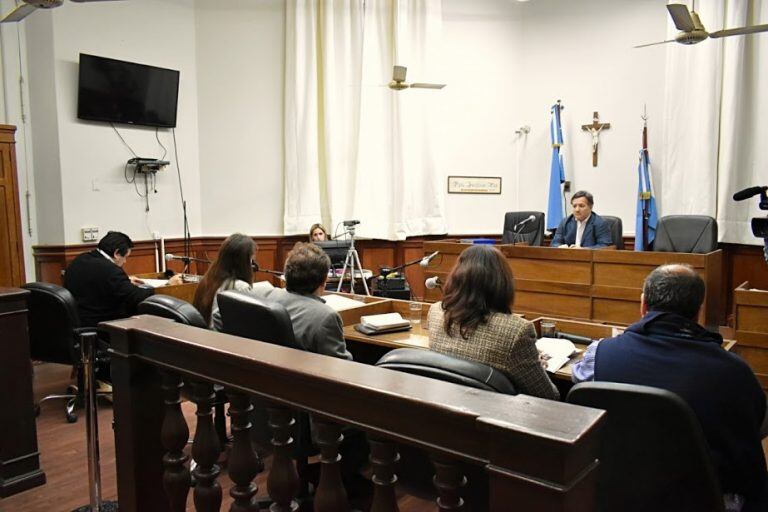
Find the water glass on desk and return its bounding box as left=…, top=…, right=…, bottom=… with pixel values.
left=409, top=300, right=423, bottom=325
left=540, top=320, right=557, bottom=338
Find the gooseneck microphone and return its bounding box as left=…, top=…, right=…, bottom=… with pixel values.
left=165, top=253, right=211, bottom=264
left=420, top=251, right=440, bottom=268
left=425, top=276, right=442, bottom=290
left=733, top=186, right=767, bottom=201
left=514, top=214, right=537, bottom=229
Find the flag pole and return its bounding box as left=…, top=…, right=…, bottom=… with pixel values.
left=641, top=105, right=649, bottom=251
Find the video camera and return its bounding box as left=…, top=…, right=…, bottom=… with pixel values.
left=733, top=186, right=768, bottom=262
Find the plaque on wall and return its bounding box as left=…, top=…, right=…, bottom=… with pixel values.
left=447, top=176, right=502, bottom=194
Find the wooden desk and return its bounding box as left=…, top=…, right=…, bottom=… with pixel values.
left=422, top=240, right=724, bottom=328
left=135, top=273, right=199, bottom=304
left=734, top=281, right=768, bottom=390
left=530, top=316, right=737, bottom=382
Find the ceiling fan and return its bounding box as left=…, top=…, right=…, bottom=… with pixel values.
left=635, top=1, right=768, bottom=48
left=388, top=65, right=445, bottom=91
left=1, top=0, right=121, bottom=24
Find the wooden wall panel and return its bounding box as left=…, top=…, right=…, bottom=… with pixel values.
left=0, top=125, right=24, bottom=287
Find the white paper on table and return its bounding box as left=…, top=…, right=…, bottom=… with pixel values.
left=139, top=278, right=171, bottom=288
left=322, top=293, right=367, bottom=312
left=536, top=337, right=579, bottom=373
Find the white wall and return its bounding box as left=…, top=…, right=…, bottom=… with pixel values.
left=26, top=0, right=202, bottom=246
left=14, top=0, right=676, bottom=254
left=438, top=0, right=668, bottom=236
left=515, top=0, right=668, bottom=235
left=194, top=0, right=285, bottom=237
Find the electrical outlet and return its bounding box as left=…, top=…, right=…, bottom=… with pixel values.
left=81, top=227, right=99, bottom=242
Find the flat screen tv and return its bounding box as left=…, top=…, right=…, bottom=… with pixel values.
left=77, top=53, right=180, bottom=128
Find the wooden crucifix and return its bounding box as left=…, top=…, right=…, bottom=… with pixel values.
left=581, top=111, right=611, bottom=167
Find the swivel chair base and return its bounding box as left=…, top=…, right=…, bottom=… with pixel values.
left=72, top=501, right=118, bottom=512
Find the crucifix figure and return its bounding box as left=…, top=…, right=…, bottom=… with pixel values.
left=581, top=111, right=611, bottom=167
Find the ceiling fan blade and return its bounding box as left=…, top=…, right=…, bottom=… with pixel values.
left=393, top=65, right=407, bottom=83
left=634, top=39, right=677, bottom=49
left=0, top=3, right=37, bottom=22
left=667, top=4, right=696, bottom=32
left=709, top=24, right=768, bottom=38
left=410, top=83, right=446, bottom=89
left=70, top=0, right=124, bottom=3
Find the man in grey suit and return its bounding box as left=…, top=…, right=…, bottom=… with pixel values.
left=256, top=242, right=352, bottom=360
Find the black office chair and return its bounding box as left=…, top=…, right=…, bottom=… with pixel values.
left=567, top=382, right=724, bottom=512
left=375, top=348, right=516, bottom=394
left=601, top=215, right=624, bottom=250
left=23, top=282, right=103, bottom=423
left=653, top=215, right=718, bottom=254
left=216, top=291, right=316, bottom=499
left=137, top=295, right=231, bottom=450
left=376, top=348, right=516, bottom=509
left=502, top=211, right=545, bottom=246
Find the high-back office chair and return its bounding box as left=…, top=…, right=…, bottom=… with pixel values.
left=375, top=348, right=517, bottom=394
left=601, top=215, right=624, bottom=250
left=216, top=291, right=315, bottom=497
left=502, top=211, right=545, bottom=246
left=137, top=295, right=230, bottom=448
left=567, top=382, right=724, bottom=512
left=376, top=348, right=515, bottom=509
left=23, top=282, right=100, bottom=423
left=653, top=215, right=718, bottom=254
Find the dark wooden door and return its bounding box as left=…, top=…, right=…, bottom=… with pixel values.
left=0, top=125, right=24, bottom=287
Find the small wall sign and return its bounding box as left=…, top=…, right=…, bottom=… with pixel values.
left=447, top=176, right=502, bottom=194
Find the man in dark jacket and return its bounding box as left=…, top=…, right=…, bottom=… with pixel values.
left=573, top=264, right=767, bottom=511
left=551, top=190, right=613, bottom=248
left=64, top=231, right=181, bottom=327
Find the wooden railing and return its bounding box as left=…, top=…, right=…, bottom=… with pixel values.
left=103, top=315, right=605, bottom=512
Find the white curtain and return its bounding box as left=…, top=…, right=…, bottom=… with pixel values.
left=284, top=0, right=446, bottom=240
left=661, top=0, right=767, bottom=245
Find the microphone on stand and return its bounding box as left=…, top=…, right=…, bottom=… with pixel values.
left=165, top=253, right=211, bottom=264
left=420, top=251, right=440, bottom=268
left=512, top=215, right=536, bottom=245
left=252, top=262, right=284, bottom=276
left=425, top=276, right=442, bottom=290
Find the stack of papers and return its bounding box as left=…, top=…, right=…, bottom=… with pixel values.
left=535, top=337, right=579, bottom=373
left=322, top=294, right=368, bottom=312
left=359, top=312, right=411, bottom=333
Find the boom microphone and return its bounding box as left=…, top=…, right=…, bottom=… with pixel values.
left=733, top=186, right=767, bottom=201
left=425, top=276, right=442, bottom=290
left=514, top=214, right=537, bottom=228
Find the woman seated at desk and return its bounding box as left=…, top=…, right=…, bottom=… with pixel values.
left=193, top=233, right=257, bottom=329
left=309, top=223, right=329, bottom=242
left=427, top=245, right=559, bottom=400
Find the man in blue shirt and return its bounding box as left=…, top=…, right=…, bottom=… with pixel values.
left=551, top=190, right=613, bottom=248
left=573, top=264, right=767, bottom=511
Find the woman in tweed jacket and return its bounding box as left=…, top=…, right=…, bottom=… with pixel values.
left=427, top=245, right=559, bottom=400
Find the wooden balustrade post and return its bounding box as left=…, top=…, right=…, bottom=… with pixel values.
left=227, top=391, right=261, bottom=512
left=313, top=419, right=349, bottom=512
left=431, top=457, right=466, bottom=511
left=267, top=406, right=300, bottom=512
left=369, top=438, right=400, bottom=512
left=190, top=380, right=222, bottom=512
left=161, top=372, right=191, bottom=512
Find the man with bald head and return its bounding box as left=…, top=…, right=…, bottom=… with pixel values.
left=572, top=264, right=767, bottom=511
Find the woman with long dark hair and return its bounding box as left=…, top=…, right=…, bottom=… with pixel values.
left=427, top=244, right=558, bottom=399
left=193, top=233, right=256, bottom=329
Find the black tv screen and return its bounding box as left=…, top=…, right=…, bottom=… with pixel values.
left=77, top=54, right=179, bottom=128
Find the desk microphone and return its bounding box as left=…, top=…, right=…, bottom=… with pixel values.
left=420, top=251, right=440, bottom=267
left=252, top=263, right=284, bottom=276
left=514, top=215, right=537, bottom=229
left=165, top=253, right=211, bottom=264
left=425, top=276, right=442, bottom=290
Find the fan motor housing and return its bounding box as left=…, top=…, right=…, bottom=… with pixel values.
left=676, top=30, right=708, bottom=45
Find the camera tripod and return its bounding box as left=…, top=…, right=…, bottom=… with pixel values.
left=337, top=225, right=370, bottom=295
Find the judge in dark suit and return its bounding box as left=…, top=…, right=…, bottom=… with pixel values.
left=551, top=190, right=613, bottom=248
left=64, top=231, right=182, bottom=328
